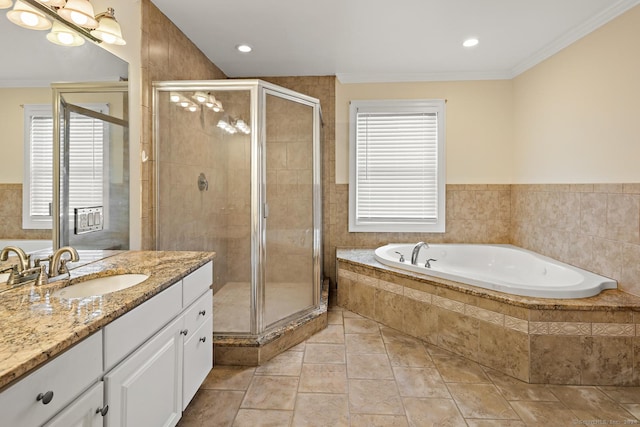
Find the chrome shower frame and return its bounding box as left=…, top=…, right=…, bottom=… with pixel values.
left=152, top=79, right=323, bottom=338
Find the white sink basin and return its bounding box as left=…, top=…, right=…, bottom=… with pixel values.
left=53, top=274, right=149, bottom=299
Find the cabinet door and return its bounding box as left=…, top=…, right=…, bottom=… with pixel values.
left=44, top=382, right=105, bottom=427
left=182, top=313, right=213, bottom=410
left=105, top=315, right=184, bottom=427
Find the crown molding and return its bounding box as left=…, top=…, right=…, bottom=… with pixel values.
left=336, top=70, right=512, bottom=84
left=509, top=0, right=640, bottom=78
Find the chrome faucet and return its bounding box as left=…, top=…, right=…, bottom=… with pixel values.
left=410, top=242, right=430, bottom=265
left=48, top=246, right=80, bottom=278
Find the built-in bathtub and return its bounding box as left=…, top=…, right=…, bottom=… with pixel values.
left=374, top=243, right=616, bottom=299
left=337, top=247, right=640, bottom=386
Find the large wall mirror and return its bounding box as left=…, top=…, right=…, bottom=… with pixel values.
left=0, top=9, right=129, bottom=252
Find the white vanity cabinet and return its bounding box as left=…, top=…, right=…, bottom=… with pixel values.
left=104, top=315, right=184, bottom=427
left=44, top=382, right=106, bottom=427
left=182, top=291, right=213, bottom=410
left=0, top=260, right=214, bottom=427
left=104, top=260, right=214, bottom=426
left=0, top=332, right=102, bottom=427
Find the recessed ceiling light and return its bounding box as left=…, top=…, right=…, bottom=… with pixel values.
left=236, top=44, right=252, bottom=53
left=463, top=38, right=479, bottom=48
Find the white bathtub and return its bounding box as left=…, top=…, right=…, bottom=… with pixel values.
left=374, top=243, right=617, bottom=299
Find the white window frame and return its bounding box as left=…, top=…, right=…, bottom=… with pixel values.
left=22, top=103, right=110, bottom=230
left=349, top=99, right=446, bottom=233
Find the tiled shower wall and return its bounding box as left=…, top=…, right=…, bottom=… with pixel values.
left=140, top=0, right=227, bottom=250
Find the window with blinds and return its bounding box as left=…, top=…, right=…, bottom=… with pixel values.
left=348, top=99, right=446, bottom=232
left=23, top=104, right=108, bottom=229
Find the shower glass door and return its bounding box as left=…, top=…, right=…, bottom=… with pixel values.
left=263, top=91, right=317, bottom=328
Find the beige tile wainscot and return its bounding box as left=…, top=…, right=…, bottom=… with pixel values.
left=337, top=248, right=640, bottom=386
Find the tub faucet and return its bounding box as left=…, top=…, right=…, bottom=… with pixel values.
left=48, top=246, right=80, bottom=278
left=411, top=242, right=430, bottom=265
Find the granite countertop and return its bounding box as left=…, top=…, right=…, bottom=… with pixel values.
left=337, top=248, right=640, bottom=311
left=0, top=250, right=215, bottom=390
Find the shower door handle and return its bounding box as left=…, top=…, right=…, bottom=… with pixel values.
left=263, top=203, right=269, bottom=219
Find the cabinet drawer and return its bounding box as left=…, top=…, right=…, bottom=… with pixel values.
left=183, top=315, right=213, bottom=410
left=183, top=290, right=212, bottom=335
left=44, top=381, right=104, bottom=427
left=0, top=332, right=102, bottom=427
left=104, top=281, right=182, bottom=371
left=183, top=261, right=213, bottom=307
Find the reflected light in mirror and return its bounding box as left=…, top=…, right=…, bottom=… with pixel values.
left=7, top=1, right=51, bottom=30
left=46, top=20, right=85, bottom=46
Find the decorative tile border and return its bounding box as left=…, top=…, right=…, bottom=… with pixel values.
left=338, top=267, right=640, bottom=338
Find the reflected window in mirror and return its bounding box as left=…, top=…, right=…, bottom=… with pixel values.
left=23, top=103, right=109, bottom=229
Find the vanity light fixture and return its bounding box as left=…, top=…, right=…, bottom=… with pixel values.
left=6, top=0, right=127, bottom=46
left=57, top=0, right=97, bottom=28
left=186, top=103, right=198, bottom=112
left=46, top=20, right=85, bottom=46
left=7, top=0, right=51, bottom=30
left=38, top=0, right=66, bottom=7
left=170, top=92, right=181, bottom=103
left=90, top=7, right=125, bottom=45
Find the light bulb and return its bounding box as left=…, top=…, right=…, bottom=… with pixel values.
left=20, top=10, right=38, bottom=27
left=170, top=93, right=180, bottom=103
left=57, top=31, right=74, bottom=45
left=70, top=10, right=88, bottom=26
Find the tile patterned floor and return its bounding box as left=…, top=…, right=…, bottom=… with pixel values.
left=179, top=306, right=640, bottom=426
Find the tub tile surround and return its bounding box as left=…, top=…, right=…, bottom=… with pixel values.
left=337, top=250, right=640, bottom=386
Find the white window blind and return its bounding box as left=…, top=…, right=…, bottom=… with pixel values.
left=349, top=100, right=446, bottom=232
left=23, top=104, right=108, bottom=229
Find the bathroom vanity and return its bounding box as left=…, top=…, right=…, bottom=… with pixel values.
left=0, top=251, right=215, bottom=427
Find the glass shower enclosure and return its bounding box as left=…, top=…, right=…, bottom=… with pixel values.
left=153, top=80, right=322, bottom=338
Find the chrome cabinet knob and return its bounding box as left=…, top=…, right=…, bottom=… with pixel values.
left=96, top=405, right=109, bottom=416
left=180, top=329, right=189, bottom=336
left=36, top=391, right=54, bottom=405
left=198, top=309, right=206, bottom=316
left=199, top=337, right=206, bottom=343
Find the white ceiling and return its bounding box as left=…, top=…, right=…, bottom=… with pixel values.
left=152, top=0, right=640, bottom=83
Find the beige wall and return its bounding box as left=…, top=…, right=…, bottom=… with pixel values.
left=0, top=88, right=52, bottom=183
left=335, top=79, right=514, bottom=184
left=512, top=5, right=640, bottom=184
